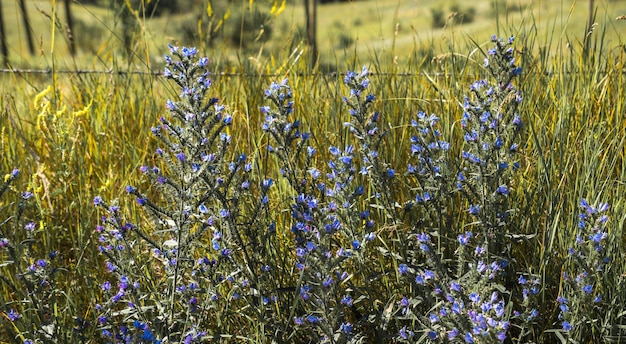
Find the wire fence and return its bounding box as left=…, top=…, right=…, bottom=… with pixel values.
left=0, top=68, right=452, bottom=78
left=0, top=67, right=619, bottom=79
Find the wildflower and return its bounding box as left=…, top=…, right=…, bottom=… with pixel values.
left=562, top=321, right=572, bottom=332
left=102, top=281, right=111, bottom=291
left=7, top=309, right=19, bottom=322
left=496, top=185, right=509, bottom=195
left=450, top=281, right=461, bottom=292
left=93, top=196, right=104, bottom=206
left=306, top=315, right=320, bottom=323
left=398, top=264, right=409, bottom=275
left=399, top=326, right=413, bottom=340
left=24, top=222, right=36, bottom=231
left=448, top=328, right=459, bottom=340
left=468, top=204, right=480, bottom=215
left=340, top=322, right=353, bottom=334
left=458, top=231, right=473, bottom=245
left=105, top=261, right=117, bottom=272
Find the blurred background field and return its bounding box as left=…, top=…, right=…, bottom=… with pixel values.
left=1, top=0, right=626, bottom=70
left=2, top=0, right=626, bottom=342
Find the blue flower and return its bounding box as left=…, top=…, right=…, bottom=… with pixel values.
left=306, top=315, right=319, bottom=323
left=341, top=295, right=353, bottom=306
left=447, top=328, right=459, bottom=340
left=562, top=321, right=572, bottom=332
left=93, top=196, right=103, bottom=206
left=450, top=281, right=461, bottom=292
left=468, top=204, right=480, bottom=215
left=181, top=46, right=197, bottom=58
left=399, top=326, right=413, bottom=340
left=340, top=322, right=353, bottom=334
left=102, top=281, right=111, bottom=291
left=496, top=185, right=509, bottom=195
left=7, top=309, right=19, bottom=322
left=398, top=264, right=409, bottom=275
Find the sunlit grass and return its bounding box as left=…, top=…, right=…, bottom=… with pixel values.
left=1, top=0, right=626, bottom=342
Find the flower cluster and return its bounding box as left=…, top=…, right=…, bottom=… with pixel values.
left=81, top=35, right=620, bottom=343
left=0, top=169, right=68, bottom=342
left=386, top=36, right=540, bottom=343
left=262, top=76, right=379, bottom=342
left=556, top=199, right=611, bottom=337
left=458, top=36, right=523, bottom=247
left=93, top=45, right=277, bottom=342
left=342, top=67, right=397, bottom=217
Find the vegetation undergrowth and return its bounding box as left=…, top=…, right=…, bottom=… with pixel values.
left=1, top=14, right=626, bottom=344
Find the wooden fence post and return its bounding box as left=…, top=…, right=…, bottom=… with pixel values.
left=65, top=0, right=76, bottom=56
left=0, top=0, right=7, bottom=67
left=304, top=0, right=317, bottom=68
left=18, top=0, right=36, bottom=56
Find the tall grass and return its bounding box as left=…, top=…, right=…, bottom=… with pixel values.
left=1, top=2, right=626, bottom=342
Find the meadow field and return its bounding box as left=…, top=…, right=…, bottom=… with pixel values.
left=1, top=0, right=626, bottom=343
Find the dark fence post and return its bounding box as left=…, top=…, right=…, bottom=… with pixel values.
left=0, top=0, right=7, bottom=67
left=18, top=0, right=36, bottom=56
left=304, top=0, right=318, bottom=68
left=65, top=0, right=76, bottom=56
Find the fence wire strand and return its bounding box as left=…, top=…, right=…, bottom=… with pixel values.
left=0, top=68, right=448, bottom=78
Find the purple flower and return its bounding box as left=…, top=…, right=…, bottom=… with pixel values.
left=340, top=322, right=353, bottom=334
left=93, top=196, right=103, bottom=206
left=399, top=326, right=413, bottom=340
left=341, top=295, right=353, bottom=307
left=458, top=231, right=473, bottom=245
left=468, top=204, right=480, bottom=215
left=102, top=281, right=111, bottom=291
left=496, top=185, right=509, bottom=195
left=7, top=309, right=19, bottom=322
left=450, top=281, right=461, bottom=292
left=562, top=321, right=572, bottom=331
left=322, top=277, right=333, bottom=288
left=181, top=46, right=197, bottom=58
left=398, top=264, right=409, bottom=275
left=105, top=261, right=117, bottom=272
